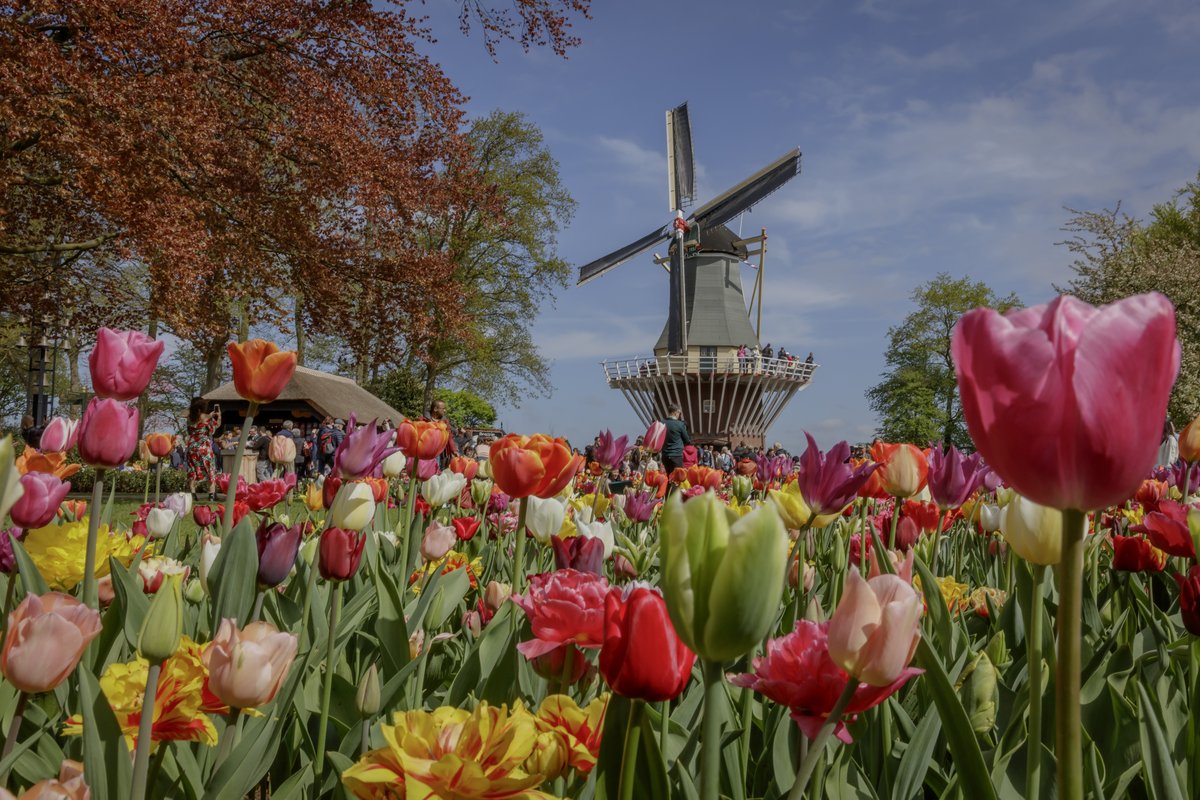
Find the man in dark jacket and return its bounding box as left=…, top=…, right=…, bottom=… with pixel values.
left=660, top=404, right=691, bottom=475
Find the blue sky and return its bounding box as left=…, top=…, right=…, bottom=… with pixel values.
left=418, top=0, right=1200, bottom=450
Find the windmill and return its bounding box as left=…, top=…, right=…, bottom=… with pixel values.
left=582, top=103, right=817, bottom=448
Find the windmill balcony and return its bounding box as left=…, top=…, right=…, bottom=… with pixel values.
left=601, top=354, right=817, bottom=383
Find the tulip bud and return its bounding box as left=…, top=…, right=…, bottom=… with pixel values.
left=483, top=580, right=511, bottom=612
left=145, top=507, right=178, bottom=539
left=329, top=481, right=375, bottom=531
left=381, top=451, right=407, bottom=478
left=730, top=474, right=753, bottom=504
left=184, top=579, right=205, bottom=604
left=199, top=534, right=221, bottom=594
left=355, top=663, right=381, bottom=718
left=477, top=459, right=493, bottom=479
left=462, top=608, right=483, bottom=636
left=420, top=520, right=455, bottom=562
left=0, top=437, right=25, bottom=524
left=1000, top=494, right=1074, bottom=566
left=138, top=574, right=183, bottom=662
left=77, top=397, right=139, bottom=468
left=256, top=522, right=303, bottom=588
left=979, top=503, right=1002, bottom=533
left=471, top=479, right=494, bottom=509
left=526, top=730, right=570, bottom=782
left=319, top=527, right=366, bottom=581
left=660, top=492, right=788, bottom=662
left=644, top=420, right=667, bottom=452
left=985, top=631, right=1009, bottom=668
left=958, top=650, right=998, bottom=735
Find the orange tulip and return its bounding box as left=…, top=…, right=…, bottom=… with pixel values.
left=1181, top=414, right=1200, bottom=463
left=394, top=418, right=451, bottom=461
left=685, top=465, right=723, bottom=490
left=642, top=470, right=668, bottom=499
left=490, top=434, right=584, bottom=499
left=14, top=450, right=81, bottom=480
left=852, top=457, right=889, bottom=499
left=1, top=592, right=101, bottom=694
left=227, top=339, right=298, bottom=404
left=145, top=433, right=174, bottom=459
left=202, top=619, right=298, bottom=709
left=448, top=455, right=479, bottom=481
left=870, top=442, right=928, bottom=498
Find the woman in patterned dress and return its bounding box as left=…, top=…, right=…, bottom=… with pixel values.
left=186, top=398, right=221, bottom=497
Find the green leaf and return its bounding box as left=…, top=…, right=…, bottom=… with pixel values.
left=1137, top=681, right=1186, bottom=800
left=894, top=704, right=943, bottom=799
left=9, top=534, right=49, bottom=596
left=76, top=664, right=133, bottom=800
left=106, top=557, right=150, bottom=649
left=913, top=555, right=953, bottom=655
left=914, top=639, right=998, bottom=800
left=373, top=553, right=410, bottom=675
left=208, top=516, right=258, bottom=629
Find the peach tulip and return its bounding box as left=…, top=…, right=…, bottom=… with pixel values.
left=227, top=340, right=298, bottom=404
left=145, top=432, right=174, bottom=459
left=420, top=520, right=456, bottom=562
left=202, top=618, right=298, bottom=709
left=0, top=592, right=101, bottom=693
left=0, top=759, right=89, bottom=799
left=827, top=567, right=921, bottom=687
left=269, top=434, right=297, bottom=465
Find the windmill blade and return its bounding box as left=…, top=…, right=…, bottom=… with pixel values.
left=666, top=102, right=696, bottom=212
left=577, top=225, right=670, bottom=286
left=690, top=148, right=801, bottom=229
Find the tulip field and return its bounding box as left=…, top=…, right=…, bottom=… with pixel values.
left=0, top=293, right=1198, bottom=799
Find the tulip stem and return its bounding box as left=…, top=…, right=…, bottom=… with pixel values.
left=1026, top=563, right=1047, bottom=800
left=299, top=558, right=320, bottom=652
left=790, top=678, right=858, bottom=800
left=618, top=699, right=645, bottom=800
left=0, top=691, right=27, bottom=774
left=82, top=469, right=106, bottom=610
left=314, top=580, right=343, bottom=782
left=930, top=508, right=949, bottom=575
left=700, top=659, right=726, bottom=800
left=792, top=525, right=809, bottom=623
left=514, top=498, right=529, bottom=594
left=154, top=461, right=162, bottom=505
left=1055, top=508, right=1086, bottom=800
left=249, top=590, right=266, bottom=624
left=220, top=405, right=256, bottom=535
left=887, top=502, right=900, bottom=550
left=130, top=662, right=162, bottom=800
left=400, top=459, right=419, bottom=577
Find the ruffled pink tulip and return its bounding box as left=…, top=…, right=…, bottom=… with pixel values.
left=511, top=569, right=609, bottom=658
left=88, top=327, right=164, bottom=401
left=0, top=592, right=101, bottom=693
left=953, top=293, right=1179, bottom=511
left=202, top=618, right=298, bottom=709
left=38, top=417, right=79, bottom=454
left=10, top=472, right=71, bottom=530
left=77, top=397, right=139, bottom=468
left=644, top=421, right=667, bottom=453
left=827, top=567, right=921, bottom=686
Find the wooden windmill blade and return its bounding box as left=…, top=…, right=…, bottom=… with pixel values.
left=666, top=102, right=696, bottom=212
left=576, top=225, right=671, bottom=286
left=689, top=148, right=802, bottom=229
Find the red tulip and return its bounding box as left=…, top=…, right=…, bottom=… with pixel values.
left=77, top=397, right=138, bottom=468
left=1110, top=535, right=1167, bottom=572
left=322, top=476, right=342, bottom=510
left=318, top=527, right=366, bottom=582
left=88, top=328, right=164, bottom=401
left=449, top=456, right=479, bottom=481
left=1174, top=566, right=1200, bottom=635
left=214, top=501, right=250, bottom=527
left=1130, top=500, right=1195, bottom=559
left=551, top=535, right=605, bottom=576
left=870, top=442, right=928, bottom=499
left=245, top=479, right=289, bottom=512
left=511, top=569, right=608, bottom=659
left=953, top=293, right=1179, bottom=511
left=452, top=516, right=481, bottom=541
left=600, top=586, right=695, bottom=702
left=641, top=470, right=668, bottom=499
left=227, top=339, right=298, bottom=404
left=193, top=505, right=218, bottom=528
left=10, top=472, right=71, bottom=530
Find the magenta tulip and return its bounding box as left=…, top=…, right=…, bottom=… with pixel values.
left=953, top=293, right=1179, bottom=511
left=38, top=417, right=79, bottom=454
left=334, top=416, right=399, bottom=479
left=795, top=433, right=880, bottom=515
left=593, top=429, right=632, bottom=471
left=88, top=328, right=164, bottom=401
left=926, top=444, right=990, bottom=510
left=77, top=398, right=139, bottom=469
left=644, top=421, right=667, bottom=453
left=10, top=473, right=71, bottom=530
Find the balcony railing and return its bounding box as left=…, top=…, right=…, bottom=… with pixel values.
left=601, top=354, right=817, bottom=383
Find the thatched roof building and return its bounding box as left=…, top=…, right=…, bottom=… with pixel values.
left=203, top=366, right=403, bottom=433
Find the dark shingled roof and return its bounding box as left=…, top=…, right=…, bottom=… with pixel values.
left=204, top=366, right=404, bottom=423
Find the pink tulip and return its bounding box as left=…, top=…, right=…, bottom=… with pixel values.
left=38, top=417, right=79, bottom=454
left=88, top=327, right=164, bottom=401
left=827, top=567, right=921, bottom=686
left=420, top=520, right=456, bottom=562
left=77, top=397, right=139, bottom=468
left=416, top=458, right=439, bottom=481
left=0, top=592, right=101, bottom=693
left=644, top=421, right=667, bottom=453
left=953, top=293, right=1179, bottom=511
left=202, top=618, right=298, bottom=709
left=10, top=472, right=71, bottom=530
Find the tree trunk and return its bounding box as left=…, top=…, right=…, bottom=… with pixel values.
left=421, top=365, right=437, bottom=416
left=203, top=334, right=226, bottom=393
left=294, top=295, right=306, bottom=366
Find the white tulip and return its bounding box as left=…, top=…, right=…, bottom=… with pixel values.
left=146, top=507, right=179, bottom=539
left=525, top=496, right=566, bottom=544
left=329, top=481, right=376, bottom=531
left=199, top=535, right=222, bottom=594
left=381, top=451, right=408, bottom=478
left=575, top=517, right=615, bottom=558
left=421, top=470, right=467, bottom=509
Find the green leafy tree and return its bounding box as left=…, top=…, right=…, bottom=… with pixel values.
left=867, top=274, right=1020, bottom=449
left=366, top=370, right=496, bottom=430
left=1058, top=171, right=1200, bottom=425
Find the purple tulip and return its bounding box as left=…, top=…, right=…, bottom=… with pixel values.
left=927, top=444, right=991, bottom=509
left=593, top=429, right=633, bottom=471
left=755, top=453, right=792, bottom=484
left=39, top=417, right=79, bottom=454
left=488, top=491, right=511, bottom=513
left=77, top=397, right=139, bottom=468
left=334, top=416, right=400, bottom=480
left=416, top=458, right=439, bottom=481
left=1153, top=461, right=1200, bottom=494
left=88, top=328, right=164, bottom=401
left=551, top=535, right=605, bottom=575
left=10, top=473, right=71, bottom=530
left=0, top=529, right=22, bottom=575
left=795, top=433, right=880, bottom=515
left=255, top=520, right=303, bottom=588
left=622, top=490, right=660, bottom=523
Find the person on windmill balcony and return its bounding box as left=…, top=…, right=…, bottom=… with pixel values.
left=762, top=343, right=774, bottom=374
left=659, top=404, right=692, bottom=479
left=737, top=344, right=748, bottom=373
left=751, top=344, right=761, bottom=374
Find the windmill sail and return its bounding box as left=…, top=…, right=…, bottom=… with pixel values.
left=666, top=103, right=696, bottom=212
left=690, top=148, right=801, bottom=229
left=576, top=225, right=670, bottom=286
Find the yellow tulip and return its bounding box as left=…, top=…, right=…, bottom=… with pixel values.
left=768, top=483, right=841, bottom=529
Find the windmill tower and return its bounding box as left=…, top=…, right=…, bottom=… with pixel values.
left=579, top=103, right=817, bottom=449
